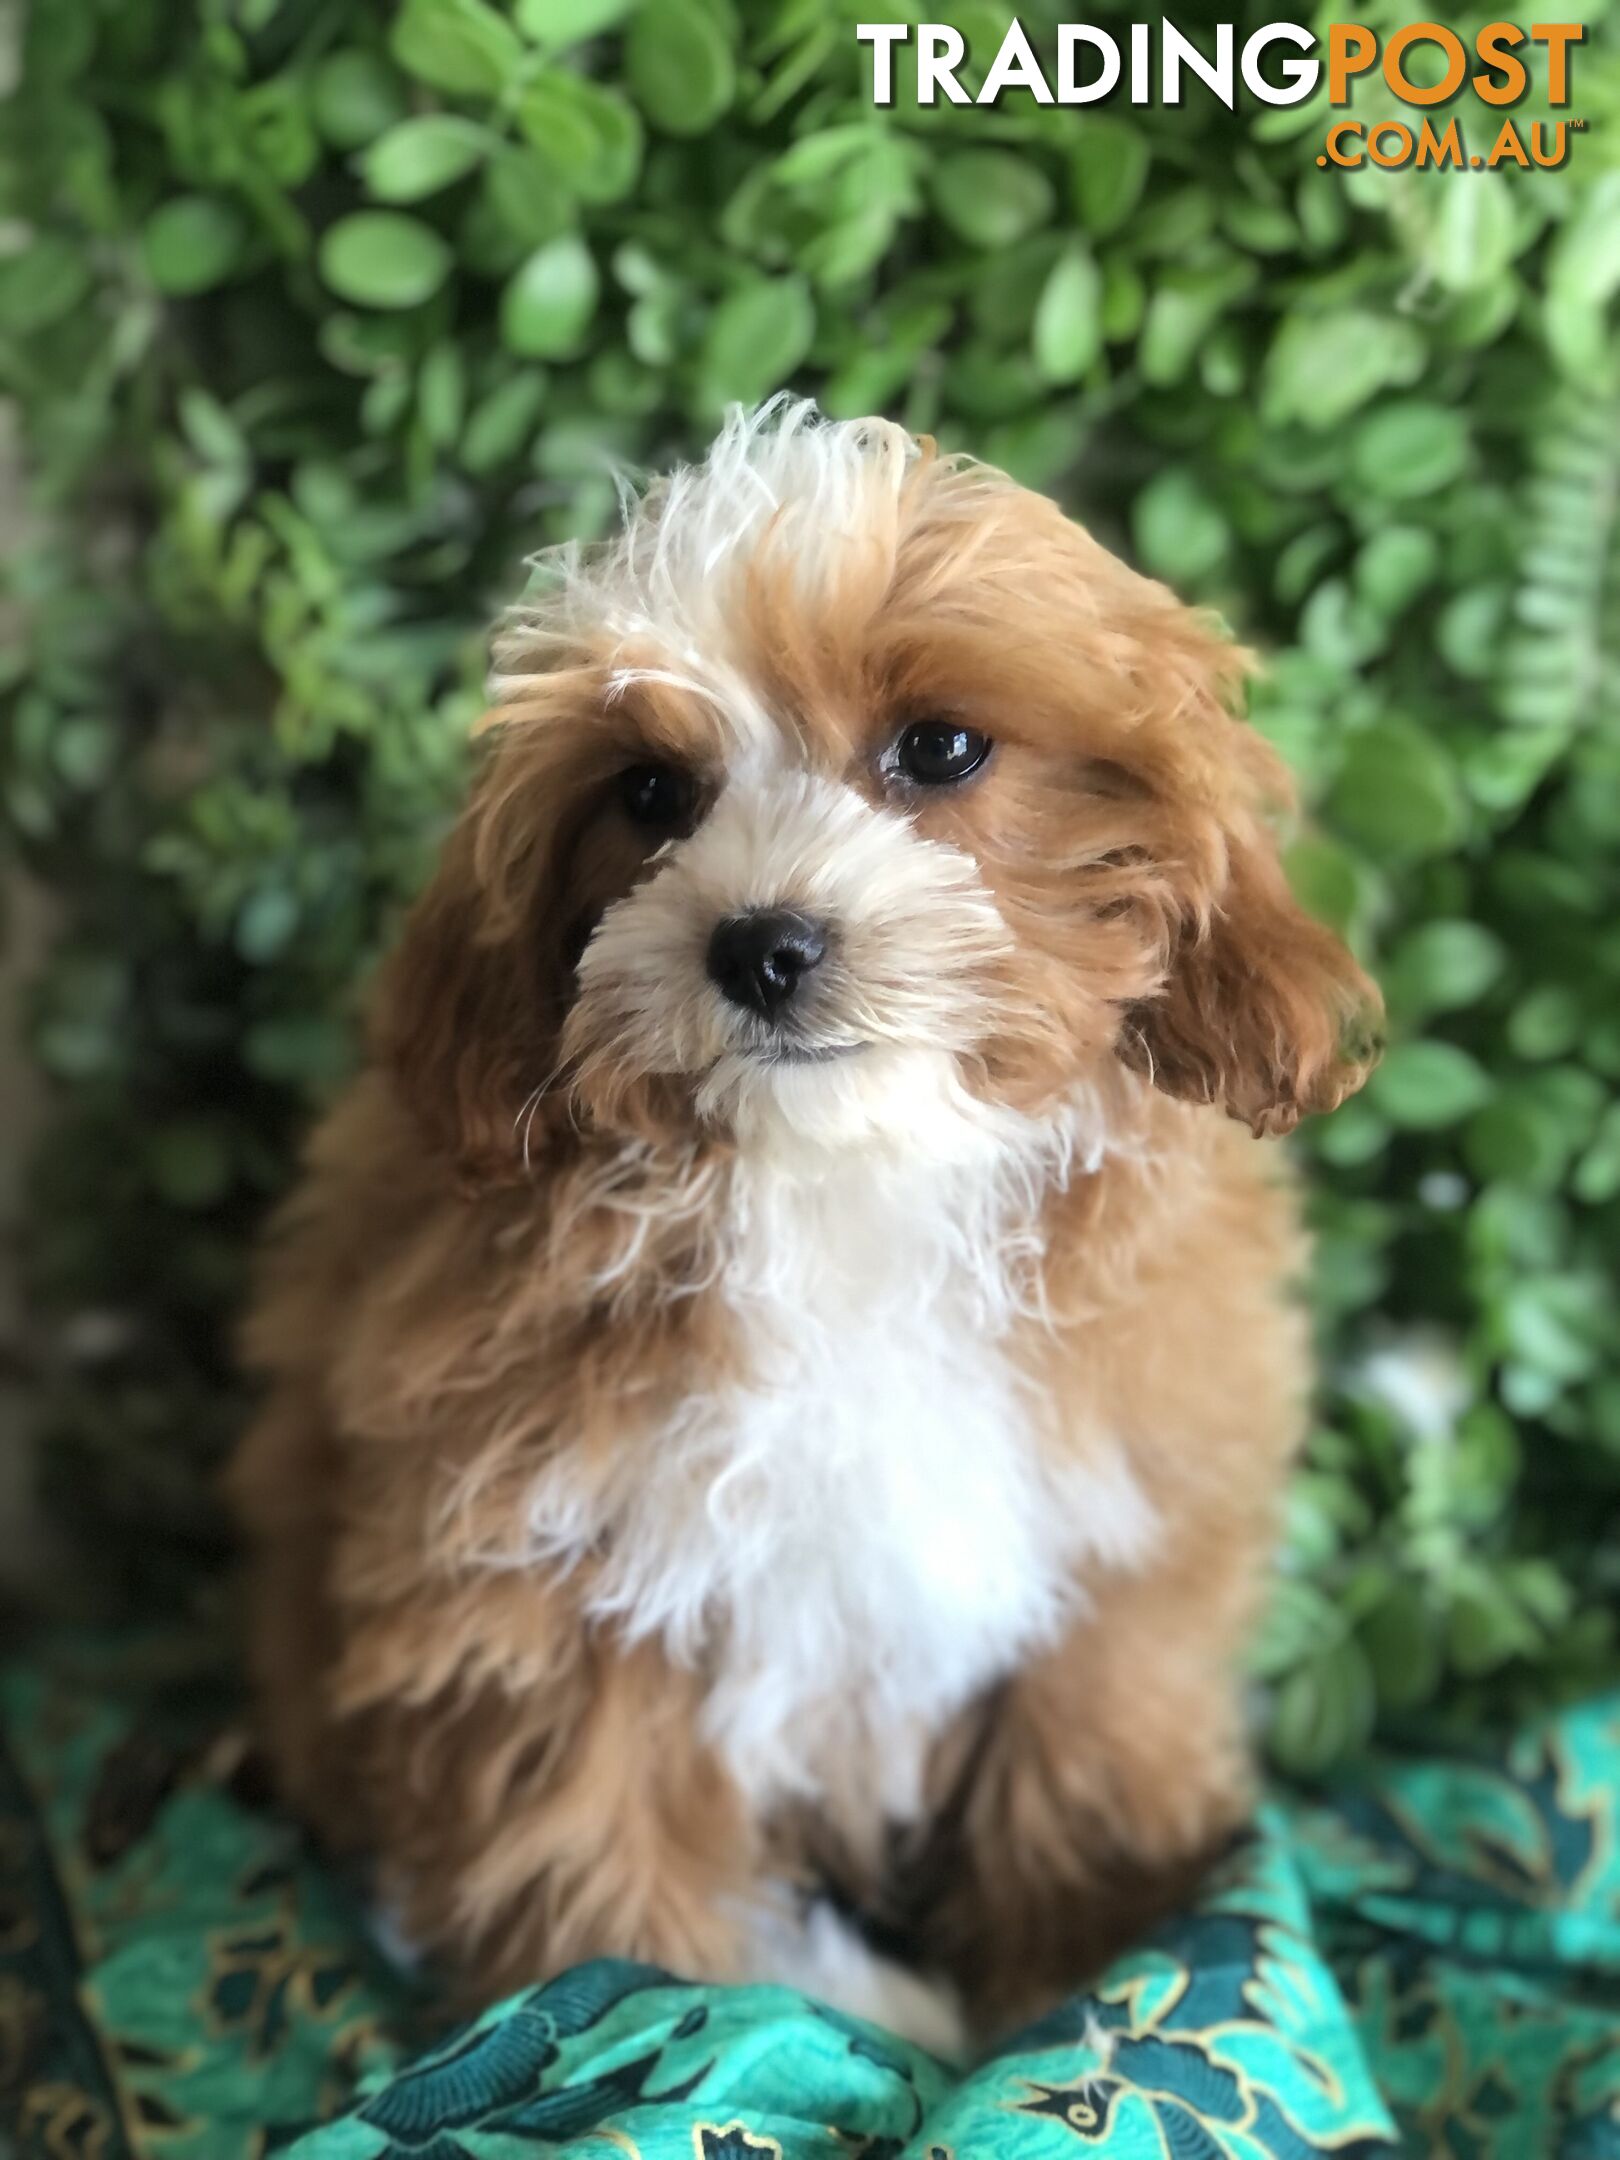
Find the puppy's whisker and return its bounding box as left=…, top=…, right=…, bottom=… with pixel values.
left=518, top=1086, right=547, bottom=1175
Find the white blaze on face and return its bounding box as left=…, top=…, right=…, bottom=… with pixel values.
left=510, top=400, right=1044, bottom=1160
left=493, top=400, right=923, bottom=712
left=572, top=766, right=1016, bottom=1156
left=493, top=406, right=1159, bottom=1856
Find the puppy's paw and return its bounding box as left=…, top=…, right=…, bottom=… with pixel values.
left=744, top=1893, right=968, bottom=2062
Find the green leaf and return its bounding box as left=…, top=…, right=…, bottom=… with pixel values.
left=1249, top=1579, right=1344, bottom=1680
left=319, top=212, right=453, bottom=310
left=1263, top=310, right=1424, bottom=429
left=1547, top=171, right=1620, bottom=310
left=1447, top=1573, right=1536, bottom=1677
left=699, top=275, right=815, bottom=410
left=52, top=716, right=116, bottom=788
left=1285, top=835, right=1365, bottom=938
left=461, top=370, right=548, bottom=474
left=1445, top=1408, right=1523, bottom=1531
left=1301, top=579, right=1384, bottom=670
left=1099, top=255, right=1145, bottom=341
left=1499, top=1276, right=1610, bottom=1385
left=1031, top=246, right=1101, bottom=386
left=1507, top=985, right=1582, bottom=1062
left=1437, top=582, right=1507, bottom=681
left=236, top=886, right=300, bottom=963
left=1311, top=1098, right=1389, bottom=1168
left=1351, top=402, right=1471, bottom=501
left=626, top=0, right=735, bottom=137
left=1224, top=199, right=1296, bottom=255
left=1427, top=173, right=1520, bottom=295
left=361, top=116, right=491, bottom=203
left=500, top=236, right=600, bottom=358
left=391, top=0, right=523, bottom=94
left=946, top=346, right=1040, bottom=423
left=22, top=0, right=95, bottom=82
left=243, top=1015, right=353, bottom=1088
left=1544, top=291, right=1612, bottom=388
left=417, top=342, right=467, bottom=448
left=1435, top=275, right=1520, bottom=353
left=517, top=0, right=633, bottom=47
left=178, top=388, right=248, bottom=469
left=1138, top=275, right=1241, bottom=389
left=1370, top=1042, right=1493, bottom=1130
left=312, top=51, right=409, bottom=149
left=0, top=237, right=93, bottom=330
left=1355, top=527, right=1440, bottom=618
left=982, top=409, right=1086, bottom=490
left=361, top=369, right=410, bottom=436
left=36, top=1016, right=119, bottom=1080
left=1132, top=188, right=1214, bottom=257
left=588, top=349, right=661, bottom=417
left=484, top=145, right=573, bottom=248
left=1069, top=118, right=1149, bottom=239
left=142, top=196, right=249, bottom=296
left=1329, top=720, right=1465, bottom=862
left=146, top=1124, right=232, bottom=1210
left=1573, top=1103, right=1620, bottom=1205
left=932, top=150, right=1053, bottom=250
left=1269, top=1637, right=1376, bottom=1777
left=518, top=73, right=643, bottom=204
left=1524, top=1066, right=1607, bottom=1144
left=1132, top=468, right=1228, bottom=585
left=1466, top=1092, right=1575, bottom=1189
left=1382, top=920, right=1504, bottom=1021
left=1359, top=1581, right=1441, bottom=1711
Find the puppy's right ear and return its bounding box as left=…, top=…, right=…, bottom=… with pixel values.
left=373, top=745, right=564, bottom=1188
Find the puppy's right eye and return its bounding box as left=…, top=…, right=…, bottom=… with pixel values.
left=893, top=721, right=992, bottom=785
left=618, top=761, right=694, bottom=831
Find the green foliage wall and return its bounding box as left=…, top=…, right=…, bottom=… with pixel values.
left=2, top=0, right=1618, bottom=1765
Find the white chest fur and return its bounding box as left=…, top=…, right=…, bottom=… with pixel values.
left=524, top=1129, right=1156, bottom=1817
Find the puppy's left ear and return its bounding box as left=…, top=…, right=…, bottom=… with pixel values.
left=371, top=720, right=574, bottom=1187
left=1125, top=729, right=1381, bottom=1138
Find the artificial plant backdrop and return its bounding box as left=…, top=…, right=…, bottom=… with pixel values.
left=1, top=0, right=1618, bottom=1769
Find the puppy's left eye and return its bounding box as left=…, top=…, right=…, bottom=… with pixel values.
left=893, top=722, right=992, bottom=785
left=618, top=761, right=695, bottom=830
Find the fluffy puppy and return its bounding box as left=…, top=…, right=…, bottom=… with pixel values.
left=231, top=399, right=1378, bottom=2049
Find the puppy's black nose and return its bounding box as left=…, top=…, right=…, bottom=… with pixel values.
left=707, top=909, right=827, bottom=1019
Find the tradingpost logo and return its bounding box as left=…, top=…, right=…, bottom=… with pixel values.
left=857, top=21, right=1588, bottom=170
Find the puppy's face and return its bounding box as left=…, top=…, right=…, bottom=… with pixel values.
left=381, top=409, right=1378, bottom=1176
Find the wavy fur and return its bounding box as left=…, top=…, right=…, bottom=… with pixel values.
left=231, top=401, right=1379, bottom=2043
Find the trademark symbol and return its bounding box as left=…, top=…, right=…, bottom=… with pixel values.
left=1570, top=118, right=1588, bottom=130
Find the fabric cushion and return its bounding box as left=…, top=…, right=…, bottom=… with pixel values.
left=2, top=1641, right=1617, bottom=2157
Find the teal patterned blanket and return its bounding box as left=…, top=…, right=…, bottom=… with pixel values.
left=2, top=1644, right=1617, bottom=2158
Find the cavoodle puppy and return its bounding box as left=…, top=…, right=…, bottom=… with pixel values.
left=231, top=399, right=1378, bottom=2050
